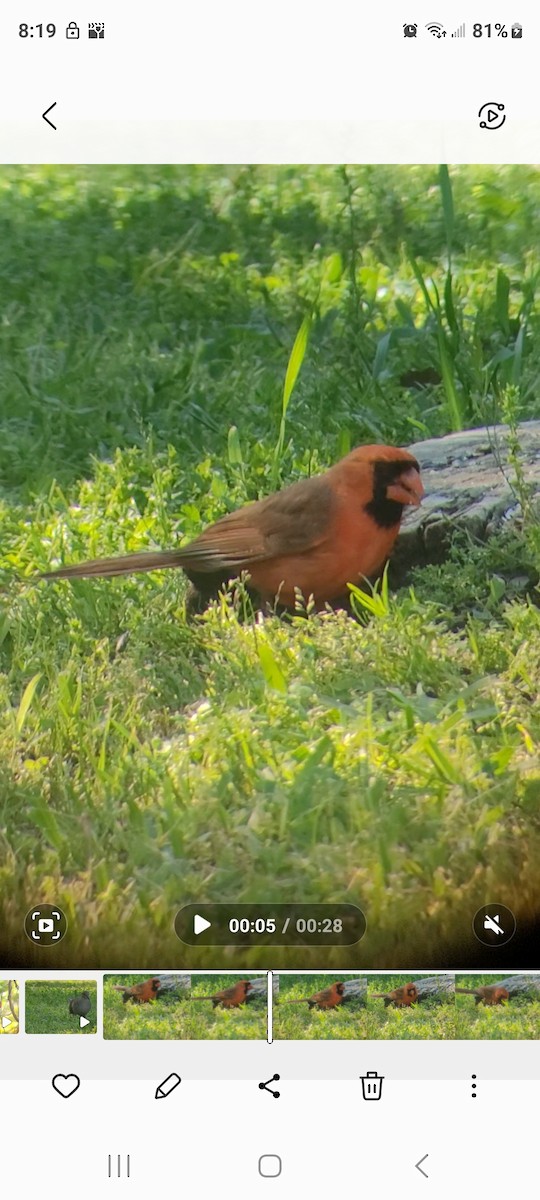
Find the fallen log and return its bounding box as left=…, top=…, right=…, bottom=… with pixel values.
left=244, top=976, right=268, bottom=1002
left=393, top=420, right=540, bottom=573
left=341, top=978, right=367, bottom=1005
left=487, top=974, right=540, bottom=999
left=413, top=975, right=454, bottom=1001
left=155, top=973, right=191, bottom=995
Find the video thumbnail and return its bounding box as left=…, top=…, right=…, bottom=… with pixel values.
left=366, top=974, right=455, bottom=1040
left=0, top=980, right=19, bottom=1034
left=274, top=975, right=366, bottom=1039
left=2, top=165, right=540, bottom=971
left=455, top=974, right=540, bottom=1039
left=25, top=979, right=97, bottom=1033
left=103, top=973, right=267, bottom=1039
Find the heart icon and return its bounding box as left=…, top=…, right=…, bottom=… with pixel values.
left=52, top=1073, right=81, bottom=1098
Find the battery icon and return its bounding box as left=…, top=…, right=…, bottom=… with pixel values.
left=511, top=22, right=522, bottom=37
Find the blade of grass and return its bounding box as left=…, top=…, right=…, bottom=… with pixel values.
left=256, top=641, right=287, bottom=693
left=272, top=314, right=312, bottom=486
left=410, top=255, right=464, bottom=431
left=496, top=269, right=511, bottom=336
left=438, top=165, right=454, bottom=266
left=15, top=672, right=42, bottom=734
left=512, top=323, right=526, bottom=386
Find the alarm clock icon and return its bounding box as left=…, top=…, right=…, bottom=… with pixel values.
left=403, top=23, right=417, bottom=37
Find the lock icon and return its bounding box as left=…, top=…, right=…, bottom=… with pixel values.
left=66, top=21, right=80, bottom=39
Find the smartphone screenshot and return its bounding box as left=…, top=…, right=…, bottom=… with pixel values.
left=0, top=2, right=539, bottom=1193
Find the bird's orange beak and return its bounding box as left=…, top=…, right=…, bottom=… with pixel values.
left=387, top=466, right=424, bottom=508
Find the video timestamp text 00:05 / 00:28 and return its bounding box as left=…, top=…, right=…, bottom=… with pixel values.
left=174, top=903, right=367, bottom=946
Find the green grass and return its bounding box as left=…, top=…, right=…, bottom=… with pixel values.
left=103, top=974, right=265, bottom=1039
left=2, top=165, right=540, bottom=969
left=455, top=974, right=540, bottom=1039
left=366, top=974, right=455, bottom=1040
left=275, top=974, right=367, bottom=1039
left=25, top=979, right=96, bottom=1033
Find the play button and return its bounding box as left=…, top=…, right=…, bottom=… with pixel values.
left=79, top=1016, right=90, bottom=1029
left=193, top=914, right=212, bottom=936
left=478, top=101, right=506, bottom=129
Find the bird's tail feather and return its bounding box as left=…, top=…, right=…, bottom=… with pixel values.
left=41, top=550, right=188, bottom=580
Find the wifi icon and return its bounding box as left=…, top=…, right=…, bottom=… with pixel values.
left=426, top=21, right=446, bottom=37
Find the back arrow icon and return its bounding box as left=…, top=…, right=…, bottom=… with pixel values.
left=42, top=102, right=57, bottom=130
left=415, top=1154, right=429, bottom=1178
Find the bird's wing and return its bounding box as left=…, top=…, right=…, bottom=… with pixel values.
left=41, top=475, right=336, bottom=581
left=180, top=476, right=335, bottom=573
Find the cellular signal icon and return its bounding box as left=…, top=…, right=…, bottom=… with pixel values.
left=452, top=22, right=466, bottom=37
left=426, top=21, right=446, bottom=37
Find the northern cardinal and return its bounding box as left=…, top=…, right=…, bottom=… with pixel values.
left=455, top=986, right=509, bottom=1006
left=281, top=982, right=346, bottom=1010
left=113, top=977, right=161, bottom=1004
left=41, top=445, right=423, bottom=610
left=371, top=983, right=418, bottom=1008
left=189, top=980, right=253, bottom=1009
left=68, top=991, right=91, bottom=1018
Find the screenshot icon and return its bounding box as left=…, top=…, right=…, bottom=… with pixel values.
left=24, top=906, right=67, bottom=945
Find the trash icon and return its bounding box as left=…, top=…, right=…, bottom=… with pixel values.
left=360, top=1070, right=384, bottom=1100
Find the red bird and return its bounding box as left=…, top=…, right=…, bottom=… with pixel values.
left=112, top=977, right=162, bottom=1004
left=371, top=983, right=418, bottom=1008
left=281, top=982, right=346, bottom=1010
left=455, top=985, right=509, bottom=1007
left=189, top=980, right=253, bottom=1009
left=42, top=445, right=424, bottom=610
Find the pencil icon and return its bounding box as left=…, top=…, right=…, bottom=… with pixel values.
left=155, top=1072, right=181, bottom=1099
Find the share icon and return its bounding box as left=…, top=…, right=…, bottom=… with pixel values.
left=259, top=1073, right=280, bottom=1098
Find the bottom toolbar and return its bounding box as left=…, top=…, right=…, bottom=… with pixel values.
left=1, top=1078, right=537, bottom=1197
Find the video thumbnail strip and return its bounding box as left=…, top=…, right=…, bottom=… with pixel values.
left=94, top=970, right=540, bottom=1041
left=5, top=972, right=540, bottom=1040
